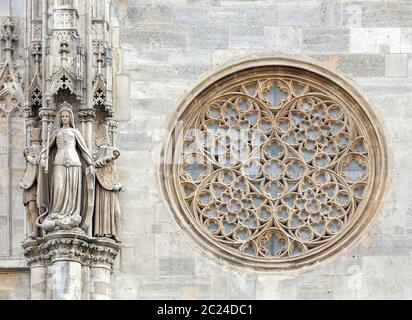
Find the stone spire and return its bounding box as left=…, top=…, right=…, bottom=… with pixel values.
left=0, top=17, right=18, bottom=63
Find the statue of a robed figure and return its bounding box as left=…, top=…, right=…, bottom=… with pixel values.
left=93, top=124, right=121, bottom=241
left=21, top=101, right=121, bottom=241
left=37, top=102, right=95, bottom=232
left=20, top=128, right=42, bottom=239
left=21, top=101, right=122, bottom=300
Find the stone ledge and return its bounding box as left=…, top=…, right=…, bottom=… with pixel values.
left=0, top=259, right=29, bottom=271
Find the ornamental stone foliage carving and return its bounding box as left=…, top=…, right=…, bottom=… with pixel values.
left=22, top=232, right=119, bottom=270
left=160, top=57, right=389, bottom=271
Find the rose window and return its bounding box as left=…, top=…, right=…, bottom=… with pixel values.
left=160, top=57, right=388, bottom=270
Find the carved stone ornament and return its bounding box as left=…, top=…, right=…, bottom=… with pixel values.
left=159, top=56, right=389, bottom=271
left=16, top=0, right=120, bottom=300
left=36, top=103, right=95, bottom=234
left=22, top=231, right=120, bottom=270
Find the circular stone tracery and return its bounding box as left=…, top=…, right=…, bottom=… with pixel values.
left=161, top=57, right=388, bottom=270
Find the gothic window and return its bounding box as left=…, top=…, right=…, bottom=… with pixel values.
left=160, top=57, right=389, bottom=270
left=93, top=87, right=106, bottom=108
left=30, top=87, right=42, bottom=109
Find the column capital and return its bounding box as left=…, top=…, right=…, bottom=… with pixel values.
left=22, top=230, right=120, bottom=270
left=38, top=108, right=56, bottom=122
left=78, top=108, right=96, bottom=122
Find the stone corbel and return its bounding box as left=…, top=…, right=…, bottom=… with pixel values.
left=22, top=231, right=120, bottom=300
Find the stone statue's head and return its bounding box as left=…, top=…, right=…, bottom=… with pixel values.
left=57, top=102, right=75, bottom=128
left=30, top=128, right=41, bottom=144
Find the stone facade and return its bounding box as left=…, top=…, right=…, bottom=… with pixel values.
left=1, top=0, right=412, bottom=299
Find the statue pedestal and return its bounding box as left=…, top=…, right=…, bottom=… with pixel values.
left=22, top=231, right=120, bottom=300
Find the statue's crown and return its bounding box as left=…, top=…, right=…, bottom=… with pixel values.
left=59, top=101, right=73, bottom=112
left=30, top=127, right=41, bottom=142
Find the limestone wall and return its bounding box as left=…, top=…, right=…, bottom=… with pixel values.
left=111, top=0, right=412, bottom=299
left=1, top=0, right=412, bottom=300
left=0, top=271, right=30, bottom=300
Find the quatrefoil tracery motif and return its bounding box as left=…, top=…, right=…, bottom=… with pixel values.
left=161, top=60, right=388, bottom=269
left=177, top=73, right=371, bottom=260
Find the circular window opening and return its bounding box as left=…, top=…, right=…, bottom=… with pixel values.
left=159, top=56, right=388, bottom=271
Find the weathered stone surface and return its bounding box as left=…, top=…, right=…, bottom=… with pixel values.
left=51, top=261, right=82, bottom=300
left=126, top=5, right=174, bottom=25
left=342, top=1, right=388, bottom=27
left=159, top=258, right=195, bottom=276
left=115, top=75, right=130, bottom=121
left=265, top=27, right=301, bottom=53
left=229, top=25, right=265, bottom=49
left=0, top=272, right=30, bottom=299
left=350, top=27, right=401, bottom=53
left=385, top=53, right=409, bottom=77
left=310, top=54, right=385, bottom=78
left=188, top=25, right=230, bottom=49
left=90, top=267, right=111, bottom=300
left=302, top=28, right=350, bottom=53
left=30, top=266, right=47, bottom=300
left=121, top=26, right=187, bottom=50
left=387, top=1, right=412, bottom=28
left=278, top=1, right=342, bottom=27
left=270, top=277, right=299, bottom=299
left=401, top=28, right=412, bottom=53
left=2, top=0, right=412, bottom=301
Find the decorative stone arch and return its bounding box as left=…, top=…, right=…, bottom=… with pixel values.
left=159, top=55, right=390, bottom=271
left=28, top=72, right=42, bottom=117
left=50, top=67, right=76, bottom=96
left=0, top=63, right=24, bottom=104
left=92, top=74, right=107, bottom=110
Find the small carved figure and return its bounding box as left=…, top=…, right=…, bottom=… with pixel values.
left=19, top=128, right=41, bottom=239
left=37, top=102, right=95, bottom=232
left=93, top=124, right=121, bottom=241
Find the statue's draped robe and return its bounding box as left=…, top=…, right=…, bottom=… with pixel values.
left=37, top=128, right=95, bottom=231
left=94, top=146, right=121, bottom=237
left=20, top=144, right=41, bottom=204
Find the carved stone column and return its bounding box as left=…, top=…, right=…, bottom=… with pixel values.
left=106, top=117, right=118, bottom=147
left=22, top=231, right=119, bottom=300
left=79, top=108, right=96, bottom=151
left=22, top=239, right=50, bottom=300
left=45, top=232, right=88, bottom=300
left=88, top=239, right=119, bottom=300
left=38, top=106, right=56, bottom=147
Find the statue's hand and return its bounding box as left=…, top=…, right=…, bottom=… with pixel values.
left=113, top=149, right=120, bottom=160
left=94, top=159, right=103, bottom=168
left=27, top=155, right=38, bottom=165
left=88, top=164, right=95, bottom=176
left=39, top=159, right=46, bottom=168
